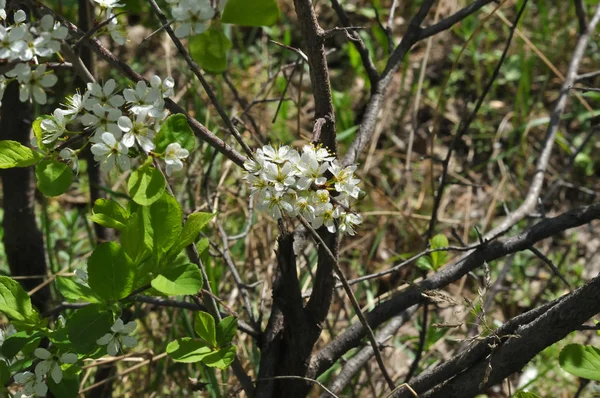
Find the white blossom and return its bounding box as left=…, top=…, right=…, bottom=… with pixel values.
left=172, top=0, right=215, bottom=38
left=150, top=75, right=175, bottom=98
left=97, top=319, right=137, bottom=356
left=14, top=371, right=47, bottom=397
left=40, top=109, right=68, bottom=144
left=164, top=142, right=189, bottom=176
left=7, top=64, right=57, bottom=104
left=94, top=0, right=124, bottom=8
left=60, top=148, right=79, bottom=174
left=243, top=143, right=363, bottom=234
left=81, top=103, right=122, bottom=139
left=90, top=132, right=130, bottom=172
left=0, top=0, right=5, bottom=20
left=84, top=79, right=125, bottom=111
left=61, top=90, right=90, bottom=116
left=123, top=80, right=160, bottom=115
left=118, top=110, right=156, bottom=153
left=107, top=14, right=126, bottom=45
left=34, top=348, right=77, bottom=384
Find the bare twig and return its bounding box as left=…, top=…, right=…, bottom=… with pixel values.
left=426, top=0, right=528, bottom=237
left=312, top=203, right=600, bottom=377
left=147, top=0, right=254, bottom=160
left=299, top=216, right=396, bottom=391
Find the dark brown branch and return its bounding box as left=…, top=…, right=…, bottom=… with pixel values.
left=343, top=0, right=499, bottom=166
left=311, top=202, right=600, bottom=377
left=329, top=0, right=380, bottom=88
left=391, top=300, right=559, bottom=397
left=423, top=271, right=600, bottom=397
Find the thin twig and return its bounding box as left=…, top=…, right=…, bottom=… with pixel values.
left=298, top=216, right=396, bottom=392
left=147, top=0, right=255, bottom=161
left=426, top=0, right=528, bottom=237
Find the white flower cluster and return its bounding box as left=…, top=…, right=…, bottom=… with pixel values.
left=0, top=8, right=67, bottom=105
left=97, top=318, right=137, bottom=356
left=168, top=0, right=224, bottom=38
left=38, top=76, right=189, bottom=175
left=93, top=0, right=127, bottom=45
left=13, top=347, right=78, bottom=397
left=244, top=145, right=363, bottom=235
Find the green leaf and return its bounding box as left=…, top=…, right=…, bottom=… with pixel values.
left=188, top=26, right=232, bottom=74
left=67, top=305, right=112, bottom=354
left=166, top=337, right=212, bottom=363
left=430, top=234, right=449, bottom=270
left=128, top=165, right=166, bottom=206
left=154, top=114, right=195, bottom=153
left=0, top=360, right=9, bottom=386
left=221, top=0, right=279, bottom=26
left=559, top=344, right=600, bottom=381
left=90, top=199, right=129, bottom=230
left=48, top=375, right=79, bottom=397
left=56, top=276, right=101, bottom=303
left=147, top=193, right=182, bottom=261
left=0, top=276, right=41, bottom=326
left=151, top=263, right=203, bottom=295
left=0, top=140, right=42, bottom=169
left=87, top=242, right=136, bottom=301
left=202, top=345, right=236, bottom=369
left=121, top=209, right=153, bottom=266
left=35, top=160, right=73, bottom=197
left=194, top=311, right=217, bottom=347
left=2, top=331, right=42, bottom=359
left=32, top=115, right=56, bottom=152
left=216, top=316, right=237, bottom=347
left=167, top=213, right=215, bottom=260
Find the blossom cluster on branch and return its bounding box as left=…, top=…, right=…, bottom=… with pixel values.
left=0, top=4, right=66, bottom=105
left=38, top=76, right=189, bottom=176
left=167, top=0, right=227, bottom=38
left=243, top=144, right=364, bottom=235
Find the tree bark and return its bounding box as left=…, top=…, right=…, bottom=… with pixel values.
left=0, top=81, right=50, bottom=313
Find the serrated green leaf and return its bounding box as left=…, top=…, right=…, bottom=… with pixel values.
left=128, top=165, right=165, bottom=206
left=194, top=311, right=217, bottom=348
left=166, top=213, right=214, bottom=260
left=0, top=140, right=42, bottom=169
left=67, top=305, right=112, bottom=354
left=201, top=345, right=236, bottom=369
left=216, top=316, right=237, bottom=347
left=56, top=276, right=101, bottom=303
left=0, top=276, right=41, bottom=326
left=154, top=114, right=195, bottom=153
left=166, top=337, right=212, bottom=363
left=559, top=344, right=600, bottom=381
left=87, top=242, right=135, bottom=301
left=151, top=263, right=203, bottom=295
left=188, top=26, right=232, bottom=74
left=430, top=234, right=449, bottom=270
left=35, top=160, right=73, bottom=197
left=90, top=199, right=129, bottom=230
left=221, top=0, right=279, bottom=26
